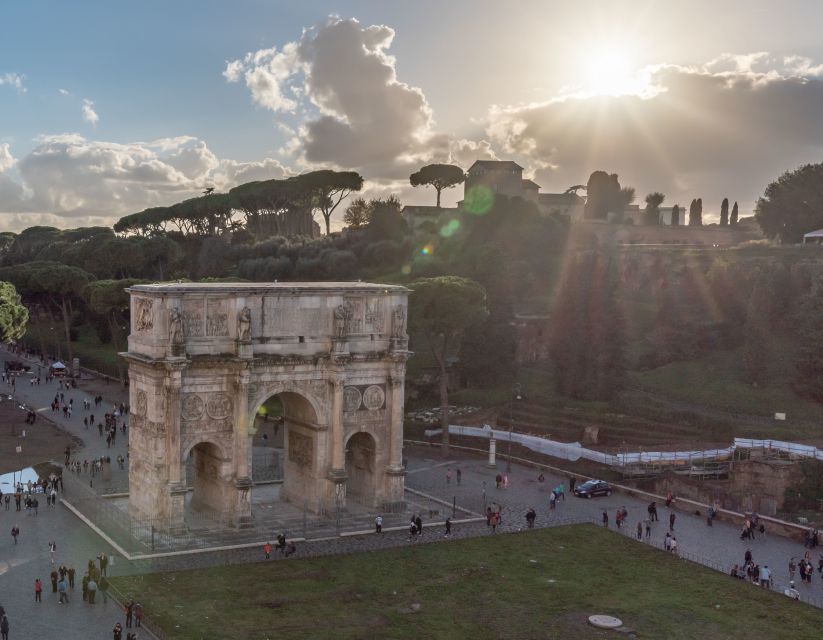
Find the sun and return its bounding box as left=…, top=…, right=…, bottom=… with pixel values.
left=584, top=47, right=641, bottom=96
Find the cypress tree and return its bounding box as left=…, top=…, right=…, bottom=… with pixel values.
left=720, top=198, right=729, bottom=226
left=671, top=204, right=680, bottom=226
left=696, top=198, right=703, bottom=226
left=731, top=201, right=739, bottom=226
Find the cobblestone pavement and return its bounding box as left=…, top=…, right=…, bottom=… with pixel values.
left=2, top=345, right=823, bottom=639
left=0, top=349, right=139, bottom=639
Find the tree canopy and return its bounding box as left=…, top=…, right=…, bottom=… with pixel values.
left=0, top=281, right=28, bottom=343
left=643, top=192, right=665, bottom=226
left=720, top=198, right=729, bottom=227
left=584, top=171, right=627, bottom=220
left=408, top=276, right=488, bottom=454
left=409, top=164, right=465, bottom=208
left=756, top=163, right=823, bottom=243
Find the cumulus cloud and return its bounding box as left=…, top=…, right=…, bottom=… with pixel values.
left=225, top=17, right=489, bottom=177
left=82, top=99, right=99, bottom=125
left=0, top=135, right=289, bottom=228
left=0, top=143, right=15, bottom=172
left=485, top=56, right=823, bottom=216
left=0, top=72, right=25, bottom=93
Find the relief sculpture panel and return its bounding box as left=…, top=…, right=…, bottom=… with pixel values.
left=289, top=431, right=313, bottom=468
left=206, top=299, right=229, bottom=337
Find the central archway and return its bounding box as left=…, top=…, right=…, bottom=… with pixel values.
left=250, top=390, right=322, bottom=509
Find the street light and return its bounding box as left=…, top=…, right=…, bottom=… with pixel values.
left=507, top=382, right=522, bottom=472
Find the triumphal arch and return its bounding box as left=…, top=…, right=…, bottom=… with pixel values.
left=122, top=282, right=410, bottom=529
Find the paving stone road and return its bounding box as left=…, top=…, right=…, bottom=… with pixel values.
left=1, top=346, right=822, bottom=640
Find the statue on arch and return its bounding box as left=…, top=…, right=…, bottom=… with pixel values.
left=168, top=308, right=183, bottom=344
left=392, top=304, right=406, bottom=338
left=334, top=304, right=348, bottom=339
left=238, top=306, right=252, bottom=342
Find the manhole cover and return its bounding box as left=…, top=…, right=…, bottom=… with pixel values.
left=589, top=615, right=623, bottom=629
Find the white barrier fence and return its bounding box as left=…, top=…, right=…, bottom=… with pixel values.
left=423, top=425, right=823, bottom=467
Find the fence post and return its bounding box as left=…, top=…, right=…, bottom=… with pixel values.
left=452, top=496, right=456, bottom=518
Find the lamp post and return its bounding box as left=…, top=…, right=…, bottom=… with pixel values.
left=507, top=382, right=522, bottom=472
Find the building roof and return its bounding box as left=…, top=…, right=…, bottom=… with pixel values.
left=128, top=282, right=410, bottom=294
left=521, top=179, right=541, bottom=190
left=467, top=160, right=524, bottom=173
left=804, top=228, right=823, bottom=238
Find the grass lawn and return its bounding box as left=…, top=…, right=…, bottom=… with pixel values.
left=111, top=525, right=823, bottom=640
left=20, top=319, right=124, bottom=379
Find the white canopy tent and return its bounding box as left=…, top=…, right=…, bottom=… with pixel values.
left=802, top=228, right=823, bottom=244
left=51, top=361, right=66, bottom=369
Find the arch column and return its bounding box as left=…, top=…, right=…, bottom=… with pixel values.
left=164, top=368, right=186, bottom=530
left=383, top=373, right=406, bottom=510
left=326, top=375, right=347, bottom=510
left=232, top=370, right=253, bottom=526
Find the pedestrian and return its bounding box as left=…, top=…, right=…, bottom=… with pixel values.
left=444, top=517, right=452, bottom=538
left=669, top=512, right=676, bottom=531
left=602, top=510, right=609, bottom=528
left=446, top=468, right=452, bottom=484
left=456, top=468, right=461, bottom=486
left=648, top=501, right=658, bottom=522
left=549, top=492, right=556, bottom=510
left=415, top=514, right=423, bottom=537
left=1, top=613, right=8, bottom=640
left=99, top=574, right=109, bottom=603
left=670, top=537, right=678, bottom=554
left=665, top=492, right=674, bottom=508
left=645, top=519, right=652, bottom=540
left=99, top=552, right=109, bottom=577
left=58, top=576, right=68, bottom=604
left=134, top=602, right=143, bottom=627
left=760, top=565, right=771, bottom=589
left=35, top=577, right=42, bottom=602
left=569, top=475, right=575, bottom=492
left=125, top=599, right=133, bottom=627
left=49, top=541, right=56, bottom=563
left=375, top=514, right=383, bottom=534
left=10, top=525, right=18, bottom=544
left=113, top=622, right=123, bottom=640
left=789, top=558, right=797, bottom=581
left=525, top=507, right=536, bottom=528
left=664, top=532, right=672, bottom=551
left=489, top=511, right=499, bottom=533
left=615, top=508, right=623, bottom=529
left=87, top=577, right=97, bottom=604
left=68, top=566, right=75, bottom=589
left=50, top=569, right=58, bottom=593
left=263, top=542, right=272, bottom=559
left=636, top=522, right=643, bottom=540
left=495, top=474, right=502, bottom=489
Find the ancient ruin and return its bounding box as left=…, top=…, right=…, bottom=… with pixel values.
left=122, top=282, right=410, bottom=529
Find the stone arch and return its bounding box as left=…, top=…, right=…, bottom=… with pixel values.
left=345, top=431, right=378, bottom=506
left=186, top=440, right=233, bottom=518
left=249, top=382, right=327, bottom=430
left=251, top=387, right=326, bottom=509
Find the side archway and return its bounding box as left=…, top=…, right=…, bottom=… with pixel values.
left=345, top=431, right=377, bottom=507
left=184, top=441, right=232, bottom=518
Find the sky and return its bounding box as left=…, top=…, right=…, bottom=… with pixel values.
left=2, top=0, right=823, bottom=231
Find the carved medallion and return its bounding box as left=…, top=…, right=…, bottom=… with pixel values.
left=343, top=386, right=362, bottom=412
left=206, top=394, right=233, bottom=420
left=134, top=390, right=147, bottom=417
left=182, top=394, right=205, bottom=421
left=362, top=385, right=385, bottom=411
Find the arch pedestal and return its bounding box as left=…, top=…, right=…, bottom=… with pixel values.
left=123, top=283, right=410, bottom=530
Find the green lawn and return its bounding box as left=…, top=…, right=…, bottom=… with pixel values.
left=111, top=525, right=823, bottom=640
left=20, top=319, right=124, bottom=379
left=632, top=344, right=823, bottom=432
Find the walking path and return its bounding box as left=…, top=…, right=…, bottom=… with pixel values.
left=1, top=345, right=821, bottom=639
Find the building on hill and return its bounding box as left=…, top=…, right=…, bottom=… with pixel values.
left=538, top=192, right=585, bottom=219
left=464, top=160, right=527, bottom=199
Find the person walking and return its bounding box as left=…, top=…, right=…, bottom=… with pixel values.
left=375, top=515, right=383, bottom=534
left=263, top=542, right=272, bottom=559
left=602, top=510, right=609, bottom=528
left=125, top=600, right=134, bottom=627
left=525, top=507, right=536, bottom=528
left=68, top=566, right=75, bottom=589
left=669, top=512, right=676, bottom=532
left=113, top=622, right=123, bottom=640
left=35, top=578, right=42, bottom=602
left=134, top=602, right=143, bottom=628
left=10, top=526, right=18, bottom=544
left=99, top=574, right=109, bottom=603
left=636, top=522, right=643, bottom=540
left=58, top=576, right=68, bottom=604
left=645, top=519, right=652, bottom=540
left=456, top=468, right=462, bottom=486
left=50, top=570, right=58, bottom=593
left=670, top=537, right=678, bottom=555
left=1, top=613, right=8, bottom=640
left=444, top=518, right=452, bottom=538
left=49, top=541, right=56, bottom=563
left=87, top=576, right=97, bottom=604
left=446, top=468, right=452, bottom=485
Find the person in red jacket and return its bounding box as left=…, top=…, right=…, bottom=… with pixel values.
left=34, top=578, right=42, bottom=602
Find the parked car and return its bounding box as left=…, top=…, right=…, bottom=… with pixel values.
left=573, top=479, right=612, bottom=498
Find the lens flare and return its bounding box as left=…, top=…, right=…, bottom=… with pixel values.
left=439, top=219, right=461, bottom=237
left=463, top=185, right=494, bottom=215
left=420, top=245, right=433, bottom=256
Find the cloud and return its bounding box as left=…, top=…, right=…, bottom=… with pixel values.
left=0, top=72, right=25, bottom=93
left=0, top=144, right=15, bottom=172
left=225, top=17, right=489, bottom=178
left=485, top=56, right=823, bottom=217
left=82, top=99, right=99, bottom=125
left=58, top=88, right=70, bottom=96
left=0, top=135, right=288, bottom=227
